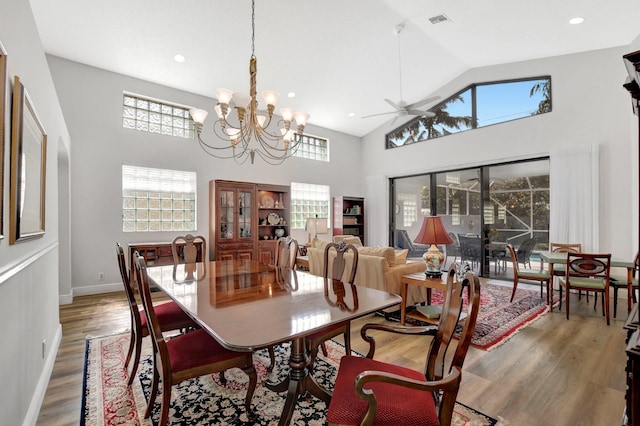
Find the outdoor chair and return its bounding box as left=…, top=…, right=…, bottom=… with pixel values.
left=395, top=229, right=429, bottom=258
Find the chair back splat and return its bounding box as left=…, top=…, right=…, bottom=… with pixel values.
left=327, top=264, right=481, bottom=426
left=171, top=234, right=207, bottom=280
left=275, top=236, right=299, bottom=268
left=323, top=241, right=359, bottom=284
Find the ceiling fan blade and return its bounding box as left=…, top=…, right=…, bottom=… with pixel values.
left=361, top=111, right=397, bottom=119
left=384, top=98, right=403, bottom=110
left=407, top=95, right=441, bottom=110
left=388, top=115, right=399, bottom=126
left=406, top=110, right=436, bottom=118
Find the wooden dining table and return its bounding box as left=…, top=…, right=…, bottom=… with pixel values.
left=145, top=259, right=401, bottom=425
left=539, top=251, right=635, bottom=313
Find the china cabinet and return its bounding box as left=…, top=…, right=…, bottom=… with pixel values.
left=210, top=180, right=290, bottom=263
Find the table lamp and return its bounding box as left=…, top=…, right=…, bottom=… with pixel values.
left=414, top=216, right=453, bottom=278
left=305, top=215, right=328, bottom=244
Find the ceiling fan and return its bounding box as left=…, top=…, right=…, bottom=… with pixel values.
left=362, top=23, right=440, bottom=126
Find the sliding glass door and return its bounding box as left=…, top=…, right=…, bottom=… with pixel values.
left=390, top=158, right=549, bottom=279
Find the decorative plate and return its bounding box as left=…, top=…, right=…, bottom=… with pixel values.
left=261, top=195, right=275, bottom=208
left=267, top=212, right=280, bottom=225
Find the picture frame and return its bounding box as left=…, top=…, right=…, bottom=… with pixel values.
left=9, top=75, right=47, bottom=244
left=0, top=43, right=6, bottom=240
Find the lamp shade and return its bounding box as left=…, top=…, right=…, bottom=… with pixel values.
left=305, top=217, right=328, bottom=236
left=414, top=216, right=453, bottom=245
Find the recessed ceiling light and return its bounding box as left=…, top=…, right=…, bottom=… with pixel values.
left=348, top=112, right=355, bottom=117
left=569, top=17, right=584, bottom=25
left=174, top=54, right=185, bottom=63
left=287, top=92, right=296, bottom=98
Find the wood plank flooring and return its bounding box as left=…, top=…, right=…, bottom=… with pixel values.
left=36, top=283, right=628, bottom=425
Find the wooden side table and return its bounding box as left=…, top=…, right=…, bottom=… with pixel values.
left=400, top=273, right=447, bottom=325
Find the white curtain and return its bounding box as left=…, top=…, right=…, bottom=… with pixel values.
left=549, top=144, right=599, bottom=252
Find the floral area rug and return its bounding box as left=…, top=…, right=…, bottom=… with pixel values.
left=81, top=333, right=499, bottom=425
left=384, top=281, right=552, bottom=351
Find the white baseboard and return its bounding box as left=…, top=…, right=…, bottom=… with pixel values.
left=73, top=282, right=122, bottom=296
left=23, top=323, right=62, bottom=426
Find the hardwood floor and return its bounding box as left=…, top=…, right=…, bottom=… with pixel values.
left=37, top=283, right=628, bottom=425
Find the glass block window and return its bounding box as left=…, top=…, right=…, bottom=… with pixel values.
left=122, top=93, right=195, bottom=139
left=397, top=193, right=418, bottom=227
left=122, top=165, right=196, bottom=232
left=292, top=134, right=329, bottom=162
left=290, top=182, right=330, bottom=229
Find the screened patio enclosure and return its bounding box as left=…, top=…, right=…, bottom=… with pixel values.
left=390, top=158, right=550, bottom=279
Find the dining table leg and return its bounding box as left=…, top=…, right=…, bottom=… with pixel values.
left=265, top=337, right=332, bottom=426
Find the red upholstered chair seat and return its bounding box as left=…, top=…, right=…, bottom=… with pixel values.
left=327, top=355, right=439, bottom=426
left=139, top=301, right=193, bottom=334
left=167, top=328, right=252, bottom=372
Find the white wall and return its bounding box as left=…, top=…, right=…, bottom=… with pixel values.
left=0, top=0, right=70, bottom=424
left=361, top=46, right=639, bottom=260
left=45, top=56, right=363, bottom=296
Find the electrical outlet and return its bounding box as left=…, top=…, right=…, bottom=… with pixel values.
left=42, top=339, right=46, bottom=359
left=99, top=272, right=105, bottom=281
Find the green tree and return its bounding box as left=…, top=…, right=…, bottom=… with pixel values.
left=530, top=79, right=551, bottom=114
left=387, top=95, right=472, bottom=147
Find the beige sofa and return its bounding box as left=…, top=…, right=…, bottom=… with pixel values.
left=306, top=237, right=428, bottom=306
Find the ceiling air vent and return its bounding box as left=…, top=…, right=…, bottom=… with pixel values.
left=429, top=14, right=450, bottom=24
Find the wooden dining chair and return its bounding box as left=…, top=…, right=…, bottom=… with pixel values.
left=274, top=236, right=299, bottom=268
left=171, top=234, right=206, bottom=281
left=264, top=236, right=299, bottom=372
left=327, top=266, right=481, bottom=426
left=610, top=251, right=639, bottom=318
left=306, top=241, right=359, bottom=372
left=134, top=253, right=257, bottom=426
left=558, top=252, right=611, bottom=325
left=116, top=243, right=196, bottom=386
left=507, top=244, right=550, bottom=303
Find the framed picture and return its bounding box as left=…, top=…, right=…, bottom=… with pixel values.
left=9, top=75, right=47, bottom=244
left=0, top=43, right=6, bottom=240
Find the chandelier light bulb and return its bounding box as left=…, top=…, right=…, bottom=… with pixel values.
left=280, top=108, right=294, bottom=122
left=215, top=88, right=234, bottom=105
left=189, top=108, right=208, bottom=124
left=294, top=111, right=310, bottom=127
left=261, top=90, right=280, bottom=107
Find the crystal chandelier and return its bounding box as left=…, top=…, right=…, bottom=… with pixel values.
left=189, top=0, right=310, bottom=165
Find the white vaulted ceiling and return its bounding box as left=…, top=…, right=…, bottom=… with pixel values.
left=29, top=0, right=640, bottom=137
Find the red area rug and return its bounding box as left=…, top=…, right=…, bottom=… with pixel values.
left=387, top=281, right=551, bottom=351
left=81, top=333, right=499, bottom=425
